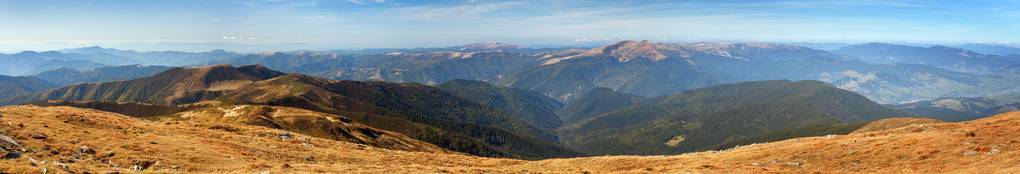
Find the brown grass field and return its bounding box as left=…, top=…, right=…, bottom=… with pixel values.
left=2, top=105, right=1019, bottom=173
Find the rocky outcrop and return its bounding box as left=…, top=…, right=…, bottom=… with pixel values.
left=0, top=133, right=23, bottom=159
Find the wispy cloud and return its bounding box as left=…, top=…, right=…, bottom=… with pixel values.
left=348, top=0, right=385, bottom=5
left=1, top=0, right=1018, bottom=50
left=382, top=1, right=525, bottom=21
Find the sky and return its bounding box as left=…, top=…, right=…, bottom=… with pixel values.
left=2, top=0, right=1019, bottom=52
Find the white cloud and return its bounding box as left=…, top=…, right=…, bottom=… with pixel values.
left=348, top=0, right=384, bottom=5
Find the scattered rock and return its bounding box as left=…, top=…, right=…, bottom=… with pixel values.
left=75, top=146, right=97, bottom=159
left=0, top=133, right=23, bottom=151
left=131, top=160, right=158, bottom=171
left=30, top=132, right=48, bottom=139
left=278, top=133, right=293, bottom=141
left=966, top=132, right=976, bottom=137
left=29, top=157, right=41, bottom=166
left=99, top=151, right=116, bottom=159
left=0, top=133, right=23, bottom=160
left=962, top=150, right=979, bottom=156
left=988, top=148, right=1001, bottom=155
left=2, top=151, right=20, bottom=159
left=53, top=161, right=70, bottom=170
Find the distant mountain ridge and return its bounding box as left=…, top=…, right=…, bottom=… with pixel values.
left=0, top=51, right=107, bottom=76
left=9, top=64, right=284, bottom=104
left=0, top=75, right=56, bottom=100
left=31, top=64, right=172, bottom=85
left=60, top=46, right=241, bottom=66
left=956, top=43, right=1020, bottom=56
left=834, top=43, right=1019, bottom=74
left=502, top=40, right=853, bottom=102
left=893, top=93, right=1020, bottom=121
left=6, top=41, right=1019, bottom=105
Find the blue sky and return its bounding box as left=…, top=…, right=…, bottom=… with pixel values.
left=1, top=0, right=1019, bottom=52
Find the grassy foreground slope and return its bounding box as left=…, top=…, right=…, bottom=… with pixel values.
left=2, top=106, right=1019, bottom=173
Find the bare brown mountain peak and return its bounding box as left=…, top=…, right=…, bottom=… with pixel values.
left=22, top=64, right=285, bottom=105
left=681, top=42, right=802, bottom=50
left=459, top=42, right=523, bottom=51
left=540, top=40, right=688, bottom=65
left=598, top=40, right=675, bottom=62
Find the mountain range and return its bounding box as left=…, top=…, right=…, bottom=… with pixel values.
left=558, top=80, right=906, bottom=155
left=1, top=41, right=1019, bottom=161
left=893, top=93, right=1020, bottom=121
left=833, top=43, right=1019, bottom=74
left=31, top=64, right=172, bottom=85
left=5, top=65, right=285, bottom=105
left=0, top=75, right=56, bottom=100
left=7, top=65, right=578, bottom=159
left=955, top=43, right=1020, bottom=56
left=0, top=64, right=911, bottom=157
left=5, top=41, right=1018, bottom=105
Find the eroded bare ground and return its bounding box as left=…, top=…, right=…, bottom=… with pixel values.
left=2, top=105, right=1019, bottom=173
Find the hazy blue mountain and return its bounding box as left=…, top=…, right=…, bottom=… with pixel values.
left=893, top=93, right=1020, bottom=121
left=60, top=46, right=240, bottom=66
left=9, top=65, right=285, bottom=105
left=32, top=65, right=172, bottom=85
left=833, top=43, right=1019, bottom=74
left=499, top=41, right=1019, bottom=104
left=711, top=56, right=1020, bottom=104
left=558, top=80, right=907, bottom=155
left=217, top=52, right=349, bottom=74
left=13, top=41, right=1016, bottom=105
left=0, top=75, right=57, bottom=100
left=784, top=42, right=853, bottom=51
left=956, top=43, right=1020, bottom=56
left=0, top=51, right=108, bottom=76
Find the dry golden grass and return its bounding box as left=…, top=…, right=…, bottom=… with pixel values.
left=168, top=104, right=450, bottom=153
left=852, top=117, right=943, bottom=133
left=2, top=105, right=1019, bottom=173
